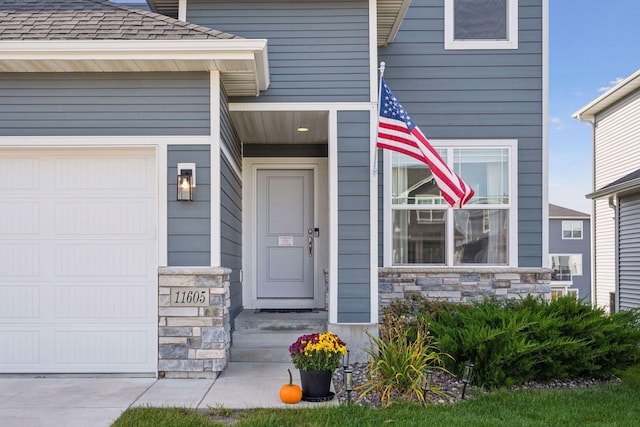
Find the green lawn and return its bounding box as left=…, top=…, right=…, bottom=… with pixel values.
left=113, top=365, right=640, bottom=427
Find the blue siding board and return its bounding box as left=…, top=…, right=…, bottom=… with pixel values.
left=338, top=111, right=371, bottom=322
left=187, top=0, right=369, bottom=102
left=380, top=0, right=544, bottom=268
left=168, top=146, right=212, bottom=266
left=0, top=72, right=210, bottom=136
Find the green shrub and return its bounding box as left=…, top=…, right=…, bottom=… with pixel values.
left=382, top=296, right=640, bottom=389
left=358, top=315, right=450, bottom=406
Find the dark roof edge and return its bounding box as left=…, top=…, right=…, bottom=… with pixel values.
left=587, top=176, right=640, bottom=200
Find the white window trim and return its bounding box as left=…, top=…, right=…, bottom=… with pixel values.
left=561, top=220, right=583, bottom=240
left=550, top=253, right=583, bottom=277
left=444, top=0, right=519, bottom=50
left=383, top=139, right=518, bottom=268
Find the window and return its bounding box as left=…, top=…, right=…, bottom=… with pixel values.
left=444, top=0, right=519, bottom=50
left=561, top=220, right=583, bottom=239
left=549, top=254, right=583, bottom=282
left=551, top=287, right=579, bottom=301
left=387, top=142, right=516, bottom=266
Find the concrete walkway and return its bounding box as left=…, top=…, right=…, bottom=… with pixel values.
left=0, top=362, right=338, bottom=427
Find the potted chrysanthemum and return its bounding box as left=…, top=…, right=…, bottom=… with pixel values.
left=289, top=331, right=347, bottom=401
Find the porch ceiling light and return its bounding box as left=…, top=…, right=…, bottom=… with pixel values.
left=297, top=126, right=309, bottom=132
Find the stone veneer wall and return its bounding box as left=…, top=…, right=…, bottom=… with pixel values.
left=158, top=267, right=231, bottom=378
left=379, top=268, right=552, bottom=316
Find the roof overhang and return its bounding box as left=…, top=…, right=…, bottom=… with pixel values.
left=586, top=176, right=640, bottom=200
left=0, top=39, right=269, bottom=97
left=147, top=0, right=412, bottom=47
left=573, top=69, right=640, bottom=120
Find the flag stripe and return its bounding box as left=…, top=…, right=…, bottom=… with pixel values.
left=376, top=77, right=474, bottom=208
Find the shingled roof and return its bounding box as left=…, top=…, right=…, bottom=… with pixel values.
left=0, top=0, right=240, bottom=40
left=549, top=204, right=590, bottom=219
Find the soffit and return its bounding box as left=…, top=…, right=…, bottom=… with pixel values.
left=230, top=110, right=329, bottom=145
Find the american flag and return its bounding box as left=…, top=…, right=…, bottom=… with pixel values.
left=376, top=77, right=474, bottom=208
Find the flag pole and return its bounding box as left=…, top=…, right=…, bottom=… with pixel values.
left=373, top=61, right=385, bottom=175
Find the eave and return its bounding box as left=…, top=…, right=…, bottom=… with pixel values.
left=0, top=39, right=269, bottom=97
left=573, top=69, right=640, bottom=120
left=147, top=0, right=412, bottom=47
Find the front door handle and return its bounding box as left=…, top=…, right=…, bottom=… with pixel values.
left=308, top=236, right=313, bottom=257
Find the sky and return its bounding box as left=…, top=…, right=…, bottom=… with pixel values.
left=549, top=0, right=640, bottom=214
left=114, top=1, right=638, bottom=214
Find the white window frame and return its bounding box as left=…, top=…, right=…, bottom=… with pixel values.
left=561, top=220, right=583, bottom=240
left=444, top=0, right=519, bottom=50
left=549, top=253, right=583, bottom=284
left=383, top=139, right=518, bottom=268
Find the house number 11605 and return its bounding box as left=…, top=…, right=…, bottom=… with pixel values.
left=170, top=289, right=209, bottom=307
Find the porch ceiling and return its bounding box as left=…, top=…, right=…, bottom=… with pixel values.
left=230, top=110, right=328, bottom=145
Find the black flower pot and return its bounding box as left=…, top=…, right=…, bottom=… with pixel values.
left=299, top=369, right=335, bottom=402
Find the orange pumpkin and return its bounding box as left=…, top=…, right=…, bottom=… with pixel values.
left=280, top=368, right=303, bottom=404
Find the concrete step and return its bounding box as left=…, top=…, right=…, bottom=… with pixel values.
left=230, top=310, right=329, bottom=363
left=233, top=310, right=328, bottom=332
left=232, top=330, right=313, bottom=347
left=230, top=346, right=292, bottom=363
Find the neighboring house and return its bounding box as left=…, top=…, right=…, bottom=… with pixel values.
left=0, top=0, right=548, bottom=376
left=575, top=69, right=640, bottom=312
left=548, top=204, right=591, bottom=303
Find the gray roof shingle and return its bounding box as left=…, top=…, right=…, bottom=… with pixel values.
left=0, top=0, right=241, bottom=40
left=549, top=204, right=590, bottom=219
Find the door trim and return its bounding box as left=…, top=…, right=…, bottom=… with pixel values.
left=243, top=157, right=328, bottom=309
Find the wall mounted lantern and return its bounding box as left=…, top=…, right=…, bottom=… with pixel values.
left=177, top=163, right=196, bottom=201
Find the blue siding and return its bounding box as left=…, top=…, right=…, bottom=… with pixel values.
left=379, top=0, right=544, bottom=267
left=168, top=146, right=212, bottom=266
left=187, top=0, right=370, bottom=102
left=219, top=86, right=244, bottom=319
left=549, top=218, right=592, bottom=303
left=338, top=111, right=371, bottom=323
left=0, top=72, right=210, bottom=136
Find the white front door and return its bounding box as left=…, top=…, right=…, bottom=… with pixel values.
left=0, top=148, right=157, bottom=373
left=256, top=169, right=314, bottom=301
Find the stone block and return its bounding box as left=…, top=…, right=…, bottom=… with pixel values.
left=204, top=306, right=224, bottom=317
left=202, top=327, right=226, bottom=343
left=159, top=288, right=171, bottom=295
left=492, top=280, right=511, bottom=289
left=494, top=273, right=521, bottom=281
left=158, top=275, right=196, bottom=287
left=460, top=274, right=480, bottom=282
left=211, top=358, right=228, bottom=372
left=167, top=317, right=213, bottom=327
left=159, top=337, right=187, bottom=345
left=201, top=342, right=226, bottom=350
left=378, top=283, right=393, bottom=292
left=209, top=295, right=224, bottom=305
left=196, top=349, right=225, bottom=359
left=193, top=327, right=201, bottom=337
left=416, top=277, right=444, bottom=287
left=159, top=295, right=171, bottom=306
left=188, top=336, right=202, bottom=348
left=158, top=359, right=204, bottom=372
left=159, top=344, right=188, bottom=359
left=535, top=284, right=551, bottom=293
left=159, top=326, right=193, bottom=337
left=159, top=307, right=200, bottom=317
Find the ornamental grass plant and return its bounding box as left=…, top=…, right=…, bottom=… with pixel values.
left=289, top=331, right=347, bottom=371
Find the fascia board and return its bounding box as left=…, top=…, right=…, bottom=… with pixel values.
left=573, top=68, right=640, bottom=119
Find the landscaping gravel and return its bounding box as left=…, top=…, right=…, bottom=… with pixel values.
left=331, top=363, right=621, bottom=407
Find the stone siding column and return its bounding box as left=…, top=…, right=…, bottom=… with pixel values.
left=158, top=267, right=231, bottom=379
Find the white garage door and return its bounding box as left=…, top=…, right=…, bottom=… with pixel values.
left=0, top=148, right=157, bottom=373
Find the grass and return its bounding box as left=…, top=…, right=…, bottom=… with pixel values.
left=112, top=365, right=640, bottom=427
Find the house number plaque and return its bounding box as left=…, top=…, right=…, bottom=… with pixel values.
left=170, top=288, right=209, bottom=307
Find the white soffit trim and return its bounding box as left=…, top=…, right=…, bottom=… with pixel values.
left=573, top=68, right=640, bottom=119
left=0, top=39, right=270, bottom=95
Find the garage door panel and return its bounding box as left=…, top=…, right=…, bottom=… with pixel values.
left=55, top=201, right=153, bottom=237
left=0, top=202, right=40, bottom=235
left=55, top=330, right=151, bottom=365
left=0, top=244, right=40, bottom=276
left=0, top=330, right=40, bottom=365
left=0, top=157, right=40, bottom=191
left=54, top=156, right=152, bottom=193
left=55, top=284, right=149, bottom=319
left=0, top=286, right=40, bottom=318
left=55, top=243, right=150, bottom=277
